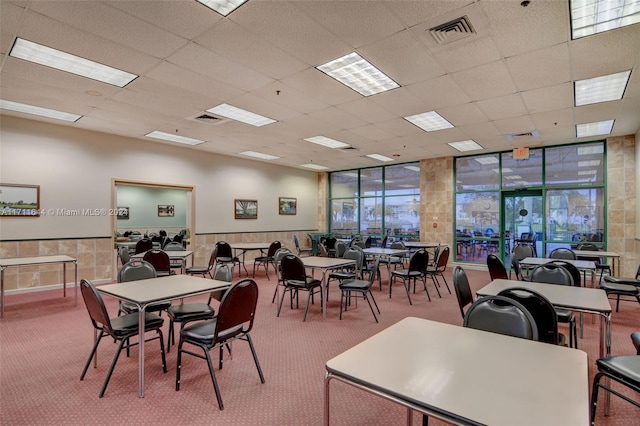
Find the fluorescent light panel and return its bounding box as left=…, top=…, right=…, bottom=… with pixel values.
left=404, top=111, right=454, bottom=132
left=570, top=0, right=640, bottom=39
left=577, top=144, right=605, bottom=155
left=145, top=131, right=205, bottom=146
left=474, top=156, right=499, bottom=165
left=239, top=151, right=280, bottom=160
left=0, top=99, right=81, bottom=122
left=576, top=120, right=615, bottom=137
left=196, top=0, right=248, bottom=16
left=448, top=140, right=484, bottom=152
left=9, top=38, right=137, bottom=87
left=300, top=163, right=329, bottom=170
left=317, top=52, right=399, bottom=97
left=578, top=169, right=598, bottom=175
left=575, top=71, right=630, bottom=106
left=303, top=136, right=350, bottom=149
left=206, top=103, right=275, bottom=127
left=366, top=154, right=394, bottom=162
left=578, top=159, right=602, bottom=167
left=404, top=165, right=421, bottom=172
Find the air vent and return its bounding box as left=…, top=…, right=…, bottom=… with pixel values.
left=195, top=114, right=221, bottom=121
left=428, top=15, right=475, bottom=45
left=513, top=132, right=533, bottom=138
left=190, top=113, right=229, bottom=126
left=505, top=130, right=540, bottom=142
left=341, top=146, right=359, bottom=151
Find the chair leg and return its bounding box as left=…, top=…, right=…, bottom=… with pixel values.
left=204, top=348, right=225, bottom=410
left=80, top=332, right=105, bottom=380
left=276, top=287, right=288, bottom=317
left=158, top=329, right=167, bottom=373
left=246, top=333, right=265, bottom=384
left=403, top=279, right=413, bottom=305
left=439, top=273, right=452, bottom=294
left=339, top=290, right=346, bottom=320
left=99, top=338, right=127, bottom=398
left=616, top=294, right=621, bottom=312
left=363, top=292, right=379, bottom=323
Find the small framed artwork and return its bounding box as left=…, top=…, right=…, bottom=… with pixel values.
left=0, top=183, right=40, bottom=217
left=158, top=205, right=175, bottom=217
left=235, top=199, right=258, bottom=219
left=116, top=206, right=130, bottom=220
left=279, top=197, right=297, bottom=215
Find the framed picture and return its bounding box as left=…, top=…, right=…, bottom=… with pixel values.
left=116, top=206, right=129, bottom=220
left=0, top=183, right=40, bottom=217
left=157, top=205, right=175, bottom=217
left=235, top=199, right=258, bottom=219
left=279, top=197, right=297, bottom=215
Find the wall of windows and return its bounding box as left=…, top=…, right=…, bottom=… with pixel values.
left=454, top=142, right=606, bottom=264
left=329, top=163, right=420, bottom=243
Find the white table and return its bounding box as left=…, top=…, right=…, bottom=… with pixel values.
left=324, top=317, right=589, bottom=425
left=402, top=241, right=442, bottom=249
left=97, top=274, right=231, bottom=397
left=132, top=250, right=193, bottom=273
left=362, top=248, right=409, bottom=256
left=574, top=250, right=620, bottom=276
left=520, top=257, right=596, bottom=287
left=301, top=257, right=356, bottom=321
left=0, top=255, right=78, bottom=318
left=231, top=242, right=271, bottom=276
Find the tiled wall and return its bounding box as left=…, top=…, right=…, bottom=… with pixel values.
left=0, top=238, right=113, bottom=292
left=420, top=157, right=454, bottom=247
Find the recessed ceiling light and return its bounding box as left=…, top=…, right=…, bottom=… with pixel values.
left=577, top=144, right=604, bottom=155
left=196, top=0, right=248, bottom=16
left=145, top=131, right=205, bottom=146
left=303, top=136, right=350, bottom=149
left=448, top=140, right=484, bottom=152
left=578, top=159, right=602, bottom=167
left=574, top=71, right=630, bottom=106
left=316, top=52, right=399, bottom=96
left=365, top=154, right=394, bottom=162
left=404, top=111, right=454, bottom=132
left=492, top=167, right=513, bottom=174
left=473, top=156, right=499, bottom=165
left=503, top=175, right=523, bottom=180
left=238, top=151, right=280, bottom=160
left=9, top=38, right=137, bottom=87
left=576, top=120, right=615, bottom=137
left=300, top=163, right=330, bottom=170
left=570, top=0, right=640, bottom=39
left=404, top=165, right=421, bottom=172
left=0, top=99, right=82, bottom=122
left=206, top=103, right=276, bottom=127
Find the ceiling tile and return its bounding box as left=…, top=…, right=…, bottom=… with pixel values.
left=476, top=93, right=528, bottom=121
left=521, top=83, right=574, bottom=114
left=506, top=43, right=571, bottom=91
left=452, top=61, right=517, bottom=101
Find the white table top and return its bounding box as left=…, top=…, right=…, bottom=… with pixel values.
left=362, top=248, right=408, bottom=256
left=0, top=255, right=77, bottom=267
left=520, top=257, right=596, bottom=270
left=477, top=279, right=611, bottom=314
left=97, top=274, right=230, bottom=306
left=402, top=242, right=443, bottom=248
left=302, top=257, right=356, bottom=269
left=326, top=317, right=588, bottom=426
left=573, top=250, right=620, bottom=259
left=231, top=242, right=270, bottom=250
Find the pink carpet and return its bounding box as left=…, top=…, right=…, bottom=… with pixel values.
left=1, top=266, right=638, bottom=425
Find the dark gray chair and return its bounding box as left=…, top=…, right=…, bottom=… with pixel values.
left=453, top=266, right=473, bottom=319
left=424, top=246, right=451, bottom=296
left=142, top=249, right=176, bottom=277
left=117, top=260, right=171, bottom=316
left=512, top=243, right=535, bottom=261
left=252, top=240, right=281, bottom=280
left=487, top=253, right=509, bottom=281
left=576, top=243, right=611, bottom=282
left=134, top=238, right=153, bottom=254
left=326, top=248, right=362, bottom=301
left=338, top=258, right=381, bottom=323
left=278, top=254, right=323, bottom=322
left=463, top=295, right=539, bottom=341
left=390, top=249, right=429, bottom=304
left=271, top=247, right=292, bottom=303
left=293, top=235, right=313, bottom=257
left=549, top=248, right=576, bottom=260
left=176, top=279, right=264, bottom=410
left=185, top=247, right=217, bottom=279
left=164, top=241, right=186, bottom=272
left=80, top=279, right=166, bottom=398
left=601, top=264, right=640, bottom=312
left=215, top=241, right=244, bottom=277
left=118, top=246, right=131, bottom=266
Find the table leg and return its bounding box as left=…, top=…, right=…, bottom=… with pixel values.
left=324, top=372, right=332, bottom=426
left=63, top=263, right=67, bottom=298
left=138, top=307, right=146, bottom=398
left=406, top=407, right=413, bottom=425
left=1, top=267, right=4, bottom=318
left=74, top=261, right=78, bottom=306
left=601, top=312, right=612, bottom=415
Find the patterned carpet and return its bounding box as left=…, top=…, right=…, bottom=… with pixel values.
left=0, top=266, right=638, bottom=425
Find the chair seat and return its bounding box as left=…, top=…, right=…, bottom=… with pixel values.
left=186, top=266, right=210, bottom=274
left=287, top=277, right=322, bottom=288
left=120, top=301, right=171, bottom=314
left=601, top=282, right=640, bottom=296
left=391, top=269, right=422, bottom=278
left=110, top=312, right=164, bottom=338
left=555, top=308, right=574, bottom=322
left=329, top=271, right=356, bottom=280
left=603, top=275, right=640, bottom=286
left=181, top=318, right=243, bottom=345
left=597, top=356, right=640, bottom=388
left=167, top=303, right=214, bottom=322
left=339, top=279, right=370, bottom=291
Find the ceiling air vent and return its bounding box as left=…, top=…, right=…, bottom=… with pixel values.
left=195, top=114, right=221, bottom=122
left=505, top=130, right=540, bottom=142
left=341, top=146, right=359, bottom=151
left=428, top=15, right=476, bottom=45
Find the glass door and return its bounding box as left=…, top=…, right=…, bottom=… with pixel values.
left=503, top=190, right=543, bottom=266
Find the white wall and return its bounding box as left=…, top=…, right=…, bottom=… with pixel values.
left=0, top=116, right=318, bottom=240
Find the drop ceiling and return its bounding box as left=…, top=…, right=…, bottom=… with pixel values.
left=1, top=0, right=639, bottom=172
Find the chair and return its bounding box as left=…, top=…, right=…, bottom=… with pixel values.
left=632, top=332, right=640, bottom=354
left=549, top=260, right=582, bottom=288
left=497, top=287, right=564, bottom=346
left=601, top=264, right=640, bottom=312
left=176, top=279, right=265, bottom=410
left=166, top=265, right=234, bottom=352
left=215, top=241, right=244, bottom=277
left=117, top=260, right=172, bottom=316
left=379, top=241, right=407, bottom=278
left=463, top=295, right=539, bottom=341
left=529, top=263, right=578, bottom=348
left=134, top=238, right=153, bottom=254
left=549, top=248, right=576, bottom=260
left=324, top=236, right=337, bottom=257
left=164, top=241, right=186, bottom=272
left=271, top=247, right=293, bottom=303
left=143, top=249, right=176, bottom=277
left=452, top=266, right=473, bottom=319
left=118, top=246, right=130, bottom=266
left=339, top=258, right=381, bottom=322
left=334, top=240, right=347, bottom=258
left=590, top=333, right=640, bottom=425
left=576, top=243, right=611, bottom=283
left=390, top=249, right=429, bottom=304
left=424, top=246, right=451, bottom=297
left=185, top=246, right=218, bottom=278
left=325, top=248, right=362, bottom=301
left=252, top=240, right=281, bottom=280
left=318, top=243, right=329, bottom=257
left=487, top=253, right=509, bottom=281
left=512, top=242, right=535, bottom=261
left=79, top=279, right=166, bottom=397
left=511, top=257, right=525, bottom=281
left=293, top=235, right=313, bottom=257
left=277, top=254, right=323, bottom=322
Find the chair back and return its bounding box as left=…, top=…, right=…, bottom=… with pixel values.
left=80, top=279, right=114, bottom=334
left=431, top=244, right=441, bottom=264
left=324, top=237, right=337, bottom=251
left=335, top=240, right=347, bottom=258
left=319, top=244, right=329, bottom=257
left=267, top=241, right=282, bottom=257
left=293, top=235, right=302, bottom=250
left=118, top=246, right=131, bottom=266
left=352, top=240, right=366, bottom=249
left=549, top=260, right=582, bottom=287
left=390, top=241, right=405, bottom=250
left=575, top=243, right=604, bottom=264
left=453, top=266, right=473, bottom=318
left=363, top=258, right=381, bottom=288
left=118, top=260, right=157, bottom=282
left=215, top=241, right=234, bottom=258
left=142, top=250, right=172, bottom=274
left=364, top=236, right=372, bottom=248
left=343, top=248, right=362, bottom=275
left=498, top=287, right=558, bottom=345
left=215, top=279, right=259, bottom=344
left=549, top=248, right=576, bottom=260
left=214, top=264, right=233, bottom=282
left=280, top=254, right=306, bottom=282
left=173, top=234, right=183, bottom=243
left=512, top=243, right=534, bottom=260
left=208, top=245, right=219, bottom=268
left=380, top=236, right=388, bottom=249
left=487, top=254, right=508, bottom=280
left=529, top=263, right=574, bottom=286
left=408, top=249, right=429, bottom=273
left=435, top=246, right=449, bottom=272
left=135, top=238, right=153, bottom=254
left=463, top=295, right=539, bottom=341
left=164, top=241, right=183, bottom=251
left=511, top=257, right=524, bottom=281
